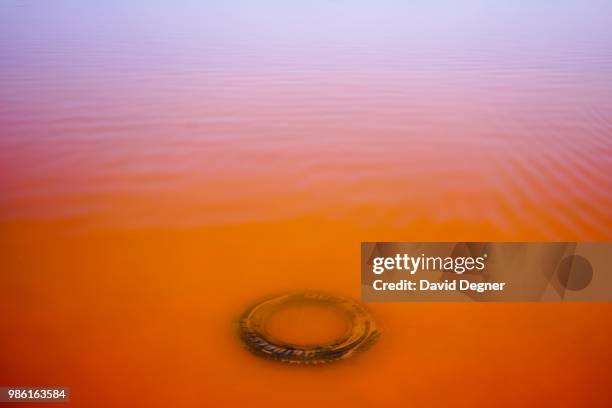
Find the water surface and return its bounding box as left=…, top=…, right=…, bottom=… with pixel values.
left=1, top=1, right=611, bottom=407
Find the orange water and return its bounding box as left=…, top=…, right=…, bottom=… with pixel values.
left=265, top=302, right=351, bottom=346
left=1, top=1, right=611, bottom=407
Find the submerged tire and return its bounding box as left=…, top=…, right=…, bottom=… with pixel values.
left=238, top=292, right=380, bottom=364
